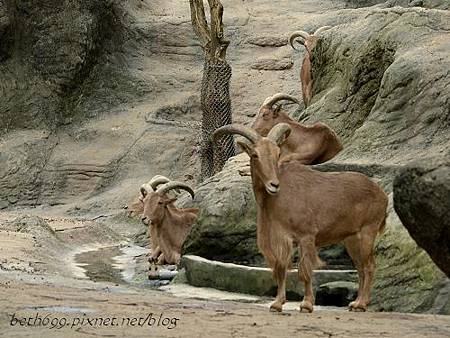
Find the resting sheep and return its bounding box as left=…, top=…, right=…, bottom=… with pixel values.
left=214, top=123, right=388, bottom=313
left=140, top=180, right=199, bottom=265
left=289, top=26, right=331, bottom=107
left=252, top=93, right=342, bottom=165
left=124, top=175, right=171, bottom=218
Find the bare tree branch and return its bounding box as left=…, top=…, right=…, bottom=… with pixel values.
left=208, top=0, right=230, bottom=61
left=189, top=0, right=211, bottom=51
left=190, top=0, right=229, bottom=62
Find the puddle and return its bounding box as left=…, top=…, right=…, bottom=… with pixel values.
left=113, top=245, right=148, bottom=283
left=74, top=245, right=148, bottom=284
left=71, top=246, right=349, bottom=310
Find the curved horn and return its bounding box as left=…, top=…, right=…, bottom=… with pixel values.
left=313, top=25, right=332, bottom=36
left=140, top=186, right=149, bottom=198
left=289, top=30, right=310, bottom=50
left=267, top=123, right=292, bottom=145
left=149, top=175, right=171, bottom=190
left=156, top=181, right=195, bottom=200
left=262, top=93, right=300, bottom=109
left=213, top=124, right=261, bottom=145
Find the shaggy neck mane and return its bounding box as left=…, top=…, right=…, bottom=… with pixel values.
left=249, top=161, right=271, bottom=208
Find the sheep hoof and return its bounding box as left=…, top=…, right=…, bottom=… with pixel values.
left=299, top=301, right=313, bottom=313
left=269, top=303, right=283, bottom=312
left=348, top=301, right=367, bottom=312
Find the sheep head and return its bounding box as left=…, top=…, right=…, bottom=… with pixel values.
left=251, top=93, right=299, bottom=137
left=214, top=123, right=291, bottom=195
left=125, top=175, right=171, bottom=218
left=141, top=181, right=195, bottom=225
left=289, top=26, right=331, bottom=55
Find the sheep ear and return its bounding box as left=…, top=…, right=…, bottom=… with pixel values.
left=273, top=105, right=281, bottom=117
left=140, top=187, right=147, bottom=198
left=236, top=140, right=253, bottom=155
left=277, top=131, right=289, bottom=146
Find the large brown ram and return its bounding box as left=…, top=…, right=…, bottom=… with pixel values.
left=214, top=123, right=388, bottom=313
left=252, top=93, right=342, bottom=165
left=289, top=26, right=331, bottom=107
left=140, top=181, right=199, bottom=265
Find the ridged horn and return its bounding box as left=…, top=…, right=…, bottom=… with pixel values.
left=267, top=123, right=292, bottom=145
left=140, top=185, right=149, bottom=198
left=140, top=175, right=170, bottom=197
left=289, top=30, right=310, bottom=50
left=262, top=93, right=300, bottom=109
left=314, top=25, right=332, bottom=36
left=213, top=124, right=261, bottom=145
left=149, top=175, right=171, bottom=190
left=156, top=181, right=195, bottom=200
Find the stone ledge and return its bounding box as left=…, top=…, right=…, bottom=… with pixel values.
left=181, top=255, right=357, bottom=300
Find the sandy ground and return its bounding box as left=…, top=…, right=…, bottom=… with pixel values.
left=0, top=210, right=449, bottom=338
left=1, top=272, right=450, bottom=338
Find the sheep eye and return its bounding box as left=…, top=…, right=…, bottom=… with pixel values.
left=158, top=201, right=163, bottom=205
left=251, top=153, right=259, bottom=159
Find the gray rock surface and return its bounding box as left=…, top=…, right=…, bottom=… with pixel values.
left=345, top=0, right=450, bottom=9
left=251, top=57, right=294, bottom=71
left=316, top=281, right=359, bottom=306
left=308, top=7, right=450, bottom=165
left=180, top=154, right=259, bottom=264
left=4, top=215, right=55, bottom=237
left=393, top=157, right=450, bottom=278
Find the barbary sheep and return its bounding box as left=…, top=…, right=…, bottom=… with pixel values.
left=289, top=26, right=331, bottom=107
left=124, top=175, right=171, bottom=218
left=214, top=123, right=388, bottom=313
left=141, top=181, right=199, bottom=265
left=252, top=93, right=342, bottom=164
left=124, top=175, right=173, bottom=263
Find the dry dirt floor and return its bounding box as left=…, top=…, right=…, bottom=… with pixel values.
left=0, top=210, right=449, bottom=338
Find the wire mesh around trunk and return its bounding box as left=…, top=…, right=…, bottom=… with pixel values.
left=200, top=60, right=235, bottom=179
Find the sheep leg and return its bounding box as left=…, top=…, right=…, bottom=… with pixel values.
left=346, top=229, right=377, bottom=312
left=162, top=251, right=181, bottom=265
left=270, top=262, right=288, bottom=312
left=298, top=236, right=317, bottom=313
left=150, top=225, right=159, bottom=252
left=343, top=234, right=364, bottom=310
left=357, top=228, right=377, bottom=311
left=148, top=246, right=162, bottom=263
left=172, top=252, right=181, bottom=265
left=156, top=253, right=166, bottom=265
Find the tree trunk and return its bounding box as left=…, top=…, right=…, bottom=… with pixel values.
left=190, top=0, right=235, bottom=179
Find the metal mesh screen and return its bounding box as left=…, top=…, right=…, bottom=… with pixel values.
left=200, top=60, right=235, bottom=179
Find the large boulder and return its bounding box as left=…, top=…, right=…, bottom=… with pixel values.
left=393, top=157, right=450, bottom=278
left=180, top=154, right=260, bottom=265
